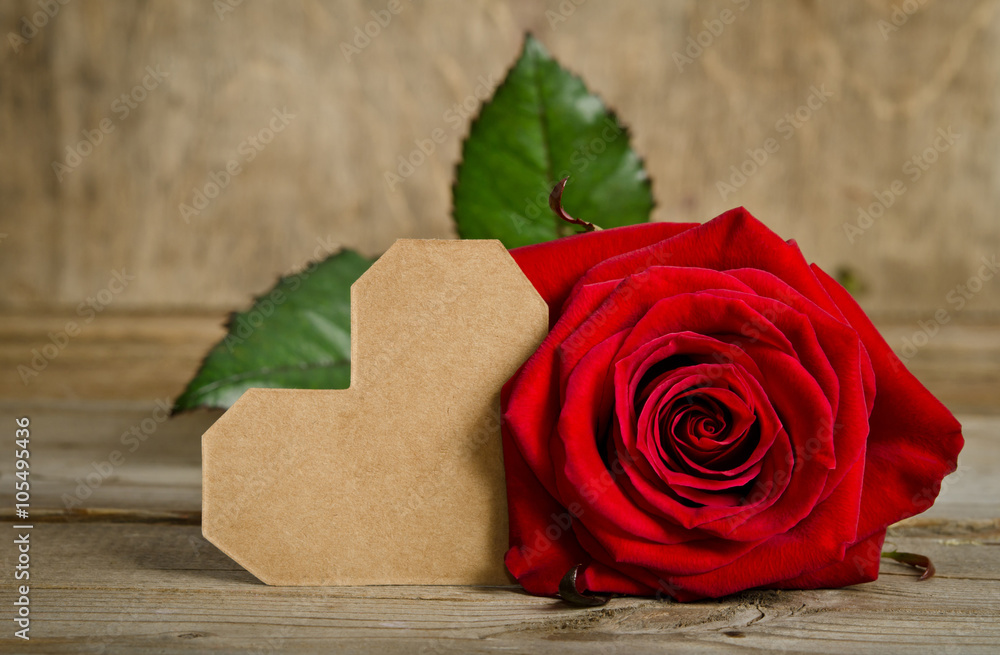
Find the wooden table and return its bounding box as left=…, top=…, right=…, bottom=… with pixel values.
left=1, top=315, right=998, bottom=653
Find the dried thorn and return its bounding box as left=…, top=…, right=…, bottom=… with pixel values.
left=549, top=178, right=601, bottom=233
left=558, top=564, right=610, bottom=607
left=882, top=550, right=936, bottom=581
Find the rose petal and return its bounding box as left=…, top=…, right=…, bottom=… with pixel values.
left=813, top=267, right=963, bottom=537
left=768, top=530, right=886, bottom=591
left=510, top=221, right=697, bottom=322
left=631, top=459, right=865, bottom=598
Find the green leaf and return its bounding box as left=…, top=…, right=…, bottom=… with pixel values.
left=172, top=250, right=372, bottom=412
left=453, top=33, right=654, bottom=248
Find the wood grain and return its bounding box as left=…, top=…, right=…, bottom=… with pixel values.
left=3, top=402, right=996, bottom=519
left=0, top=523, right=997, bottom=654
left=4, top=313, right=997, bottom=417
left=1, top=0, right=999, bottom=316
left=0, top=403, right=997, bottom=651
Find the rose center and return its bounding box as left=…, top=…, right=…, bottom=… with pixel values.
left=671, top=395, right=729, bottom=446
left=634, top=363, right=760, bottom=480
left=659, top=391, right=750, bottom=470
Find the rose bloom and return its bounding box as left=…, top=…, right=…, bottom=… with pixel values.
left=503, top=208, right=963, bottom=601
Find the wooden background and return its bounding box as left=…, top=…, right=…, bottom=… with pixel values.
left=1, top=3, right=998, bottom=651
left=1, top=0, right=998, bottom=318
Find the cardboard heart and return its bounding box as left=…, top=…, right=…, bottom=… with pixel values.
left=202, top=239, right=548, bottom=585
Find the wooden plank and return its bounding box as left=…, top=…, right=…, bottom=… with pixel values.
left=875, top=322, right=1000, bottom=414
left=4, top=398, right=990, bottom=519
left=914, top=414, right=1000, bottom=519
left=0, top=314, right=226, bottom=401
left=2, top=313, right=997, bottom=415
left=0, top=400, right=217, bottom=513
left=0, top=523, right=997, bottom=653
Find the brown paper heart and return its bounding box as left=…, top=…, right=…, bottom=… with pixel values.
left=202, top=239, right=548, bottom=585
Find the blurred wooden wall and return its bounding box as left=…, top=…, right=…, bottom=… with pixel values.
left=1, top=0, right=998, bottom=318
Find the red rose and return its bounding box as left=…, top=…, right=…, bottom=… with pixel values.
left=503, top=207, right=963, bottom=601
